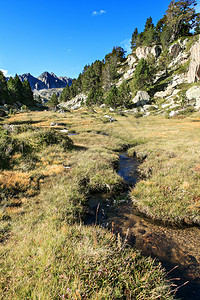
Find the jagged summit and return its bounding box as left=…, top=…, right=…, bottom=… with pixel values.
left=19, top=72, right=72, bottom=91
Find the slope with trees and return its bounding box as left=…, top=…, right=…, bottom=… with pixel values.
left=59, top=0, right=200, bottom=112
left=0, top=72, right=36, bottom=108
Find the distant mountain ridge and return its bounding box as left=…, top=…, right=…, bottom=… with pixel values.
left=19, top=72, right=73, bottom=91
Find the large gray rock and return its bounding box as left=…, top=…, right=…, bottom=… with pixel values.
left=132, top=91, right=150, bottom=106
left=186, top=86, right=200, bottom=108
left=135, top=45, right=161, bottom=60
left=188, top=36, right=200, bottom=83
left=59, top=93, right=87, bottom=110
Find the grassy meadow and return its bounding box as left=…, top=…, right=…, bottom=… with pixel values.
left=1, top=107, right=200, bottom=298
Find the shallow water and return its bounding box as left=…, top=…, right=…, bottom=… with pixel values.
left=86, top=152, right=200, bottom=300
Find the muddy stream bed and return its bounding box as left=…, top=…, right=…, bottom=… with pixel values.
left=85, top=153, right=200, bottom=300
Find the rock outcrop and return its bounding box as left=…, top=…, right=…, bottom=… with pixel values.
left=169, top=43, right=182, bottom=58
left=188, top=36, right=200, bottom=83
left=59, top=93, right=87, bottom=110
left=127, top=55, right=136, bottom=66
left=135, top=45, right=162, bottom=60
left=186, top=86, right=200, bottom=108
left=132, top=91, right=150, bottom=106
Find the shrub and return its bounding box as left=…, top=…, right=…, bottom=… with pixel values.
left=134, top=112, right=143, bottom=118
left=179, top=107, right=196, bottom=116
left=29, top=128, right=73, bottom=150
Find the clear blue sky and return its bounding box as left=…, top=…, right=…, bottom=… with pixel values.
left=0, top=0, right=199, bottom=79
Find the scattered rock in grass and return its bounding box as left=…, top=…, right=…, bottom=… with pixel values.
left=50, top=122, right=67, bottom=126
left=103, top=115, right=116, bottom=122
left=169, top=110, right=178, bottom=117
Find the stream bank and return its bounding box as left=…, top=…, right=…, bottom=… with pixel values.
left=85, top=152, right=200, bottom=300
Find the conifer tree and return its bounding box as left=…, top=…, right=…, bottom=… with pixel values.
left=166, top=0, right=197, bottom=42
left=14, top=74, right=24, bottom=103
left=0, top=71, right=9, bottom=104
left=7, top=77, right=16, bottom=101
left=119, top=82, right=132, bottom=108
left=48, top=93, right=59, bottom=108
left=135, top=33, right=144, bottom=47
left=60, top=84, right=70, bottom=102
left=105, top=85, right=119, bottom=109
left=86, top=87, right=103, bottom=106
left=131, top=28, right=138, bottom=50
left=143, top=17, right=156, bottom=46
left=22, top=80, right=34, bottom=104
left=194, top=13, right=200, bottom=34
left=133, top=58, right=153, bottom=91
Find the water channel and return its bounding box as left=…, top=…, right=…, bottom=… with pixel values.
left=85, top=153, right=200, bottom=300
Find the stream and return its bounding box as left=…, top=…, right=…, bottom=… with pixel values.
left=85, top=152, right=200, bottom=300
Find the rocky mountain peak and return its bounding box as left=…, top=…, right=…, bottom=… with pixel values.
left=19, top=72, right=72, bottom=91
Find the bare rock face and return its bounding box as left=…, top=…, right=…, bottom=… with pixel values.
left=127, top=55, right=136, bottom=66
left=169, top=43, right=182, bottom=58
left=132, top=91, right=150, bottom=106
left=186, top=86, right=200, bottom=108
left=188, top=36, right=200, bottom=83
left=19, top=72, right=72, bottom=91
left=59, top=93, right=87, bottom=110
left=135, top=45, right=162, bottom=60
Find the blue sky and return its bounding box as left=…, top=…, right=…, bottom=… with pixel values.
left=0, top=0, right=199, bottom=79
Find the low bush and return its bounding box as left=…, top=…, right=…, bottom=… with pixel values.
left=29, top=128, right=74, bottom=150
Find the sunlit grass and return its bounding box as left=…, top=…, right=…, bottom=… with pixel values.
left=3, top=108, right=199, bottom=298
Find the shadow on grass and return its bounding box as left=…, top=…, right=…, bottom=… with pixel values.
left=9, top=120, right=42, bottom=125
left=73, top=145, right=88, bottom=151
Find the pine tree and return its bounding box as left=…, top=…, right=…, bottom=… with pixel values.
left=143, top=17, right=156, bottom=46
left=105, top=46, right=126, bottom=63
left=166, top=0, right=197, bottom=42
left=22, top=80, right=34, bottom=105
left=70, top=84, right=76, bottom=98
left=60, top=84, right=70, bottom=102
left=7, top=77, right=15, bottom=100
left=135, top=33, right=144, bottom=47
left=102, top=63, right=113, bottom=91
left=133, top=58, right=153, bottom=91
left=194, top=13, right=200, bottom=34
left=155, top=16, right=167, bottom=43
left=86, top=87, right=103, bottom=106
left=14, top=74, right=24, bottom=103
left=131, top=28, right=138, bottom=50
left=0, top=71, right=9, bottom=104
left=158, top=49, right=170, bottom=75
left=48, top=93, right=59, bottom=108
left=119, top=82, right=132, bottom=108
left=105, top=85, right=120, bottom=109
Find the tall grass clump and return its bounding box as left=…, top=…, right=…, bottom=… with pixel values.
left=0, top=223, right=173, bottom=299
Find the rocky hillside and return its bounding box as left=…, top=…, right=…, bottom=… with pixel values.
left=117, top=35, right=200, bottom=116
left=61, top=34, right=200, bottom=116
